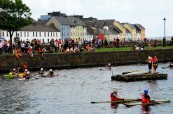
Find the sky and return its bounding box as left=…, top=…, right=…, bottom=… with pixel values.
left=23, top=0, right=173, bottom=38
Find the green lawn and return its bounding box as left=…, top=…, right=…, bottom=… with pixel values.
left=95, top=46, right=173, bottom=52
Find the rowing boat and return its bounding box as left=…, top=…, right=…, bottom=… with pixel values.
left=124, top=100, right=171, bottom=107
left=91, top=98, right=141, bottom=104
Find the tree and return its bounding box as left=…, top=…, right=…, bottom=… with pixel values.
left=0, top=0, right=32, bottom=51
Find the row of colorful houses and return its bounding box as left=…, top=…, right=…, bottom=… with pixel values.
left=0, top=11, right=145, bottom=42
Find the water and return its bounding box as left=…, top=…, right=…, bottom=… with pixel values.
left=0, top=63, right=173, bottom=114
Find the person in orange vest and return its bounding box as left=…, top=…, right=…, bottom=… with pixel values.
left=142, top=90, right=151, bottom=103
left=110, top=89, right=124, bottom=101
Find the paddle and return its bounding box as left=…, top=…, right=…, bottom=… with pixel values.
left=91, top=98, right=141, bottom=104
left=124, top=100, right=171, bottom=107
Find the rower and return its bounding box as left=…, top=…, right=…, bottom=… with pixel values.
left=48, top=69, right=54, bottom=76
left=141, top=90, right=151, bottom=103
left=39, top=68, right=44, bottom=74
left=110, top=89, right=123, bottom=101
left=23, top=69, right=28, bottom=79
left=25, top=71, right=31, bottom=79
left=107, top=63, right=111, bottom=70
left=169, top=61, right=173, bottom=67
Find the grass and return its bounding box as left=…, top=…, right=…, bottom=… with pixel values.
left=95, top=46, right=173, bottom=52
left=1, top=46, right=173, bottom=55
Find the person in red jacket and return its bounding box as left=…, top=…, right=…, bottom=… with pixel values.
left=110, top=89, right=124, bottom=101
left=142, top=90, right=151, bottom=103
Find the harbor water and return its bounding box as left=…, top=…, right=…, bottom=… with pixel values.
left=0, top=63, right=173, bottom=114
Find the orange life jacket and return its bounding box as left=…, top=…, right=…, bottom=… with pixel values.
left=142, top=94, right=150, bottom=103
left=110, top=93, right=118, bottom=101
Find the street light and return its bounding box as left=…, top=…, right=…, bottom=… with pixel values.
left=163, top=17, right=166, bottom=47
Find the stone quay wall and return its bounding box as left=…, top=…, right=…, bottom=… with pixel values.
left=0, top=49, right=173, bottom=73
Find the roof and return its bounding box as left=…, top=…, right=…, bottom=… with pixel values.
left=54, top=16, right=74, bottom=25
left=67, top=16, right=86, bottom=26
left=135, top=24, right=145, bottom=29
left=95, top=19, right=115, bottom=28
left=115, top=21, right=125, bottom=29
left=20, top=23, right=60, bottom=32
left=126, top=28, right=131, bottom=33
left=134, top=24, right=141, bottom=33
left=125, top=23, right=136, bottom=29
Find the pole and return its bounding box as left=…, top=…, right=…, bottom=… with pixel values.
left=163, top=17, right=166, bottom=47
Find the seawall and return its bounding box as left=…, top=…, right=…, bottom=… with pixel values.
left=0, top=49, right=173, bottom=73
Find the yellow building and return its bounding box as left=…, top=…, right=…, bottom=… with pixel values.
left=113, top=21, right=126, bottom=41
left=123, top=23, right=137, bottom=41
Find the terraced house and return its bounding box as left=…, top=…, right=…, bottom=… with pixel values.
left=1, top=21, right=60, bottom=42
left=67, top=16, right=87, bottom=41
left=113, top=21, right=126, bottom=41
left=123, top=23, right=137, bottom=41
left=95, top=20, right=122, bottom=42
left=46, top=16, right=73, bottom=41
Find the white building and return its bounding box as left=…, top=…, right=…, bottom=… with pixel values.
left=1, top=22, right=60, bottom=43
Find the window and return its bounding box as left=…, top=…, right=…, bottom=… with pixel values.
left=24, top=32, right=26, bottom=37
left=27, top=32, right=29, bottom=37
left=33, top=32, right=35, bottom=37
left=20, top=31, right=22, bottom=37
left=2, top=32, right=4, bottom=37
left=44, top=32, right=46, bottom=37
left=36, top=32, right=37, bottom=37
left=6, top=32, right=9, bottom=37
left=40, top=32, right=41, bottom=37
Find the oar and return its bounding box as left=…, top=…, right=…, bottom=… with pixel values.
left=91, top=98, right=141, bottom=104
left=124, top=100, right=171, bottom=107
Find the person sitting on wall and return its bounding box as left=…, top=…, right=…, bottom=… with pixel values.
left=13, top=48, right=22, bottom=58
left=27, top=46, right=33, bottom=58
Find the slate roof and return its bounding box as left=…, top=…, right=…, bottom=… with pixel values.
left=115, top=21, right=125, bottom=29
left=53, top=16, right=74, bottom=26
left=20, top=22, right=60, bottom=32
left=135, top=24, right=145, bottom=29
left=95, top=19, right=115, bottom=28
left=134, top=24, right=141, bottom=33
left=126, top=28, right=131, bottom=33
left=67, top=16, right=86, bottom=26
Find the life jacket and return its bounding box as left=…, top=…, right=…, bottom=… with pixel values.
left=142, top=94, right=150, bottom=103
left=110, top=93, right=118, bottom=101
left=23, top=65, right=27, bottom=69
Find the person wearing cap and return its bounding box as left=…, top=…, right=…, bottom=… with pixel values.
left=39, top=68, right=44, bottom=75
left=106, top=63, right=112, bottom=70
left=12, top=68, right=17, bottom=75
left=110, top=89, right=124, bottom=101
left=23, top=69, right=28, bottom=78
left=48, top=69, right=54, bottom=76
left=25, top=71, right=31, bottom=79
left=141, top=90, right=151, bottom=103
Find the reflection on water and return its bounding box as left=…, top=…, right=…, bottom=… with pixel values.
left=0, top=63, right=173, bottom=114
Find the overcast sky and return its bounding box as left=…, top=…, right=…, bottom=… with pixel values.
left=23, top=0, right=173, bottom=38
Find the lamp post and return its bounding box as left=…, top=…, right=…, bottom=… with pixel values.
left=163, top=17, right=166, bottom=47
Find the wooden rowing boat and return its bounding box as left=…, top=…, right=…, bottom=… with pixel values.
left=91, top=98, right=141, bottom=104
left=124, top=100, right=171, bottom=107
